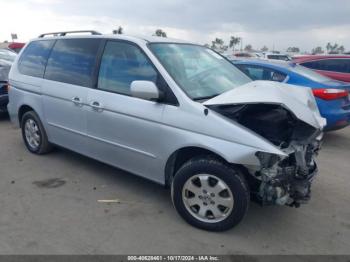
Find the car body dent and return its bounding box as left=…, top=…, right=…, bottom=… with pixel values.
left=232, top=60, right=350, bottom=130
left=204, top=80, right=327, bottom=129
left=161, top=102, right=288, bottom=169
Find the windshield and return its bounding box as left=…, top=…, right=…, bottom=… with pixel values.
left=148, top=43, right=251, bottom=100
left=0, top=49, right=16, bottom=62
left=291, top=64, right=331, bottom=83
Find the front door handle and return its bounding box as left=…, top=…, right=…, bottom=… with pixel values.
left=71, top=97, right=83, bottom=106
left=90, top=101, right=103, bottom=112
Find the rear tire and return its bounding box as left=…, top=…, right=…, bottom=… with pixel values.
left=21, top=111, right=53, bottom=154
left=171, top=157, right=249, bottom=231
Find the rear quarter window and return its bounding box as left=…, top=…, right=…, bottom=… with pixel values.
left=18, top=40, right=55, bottom=78
left=44, top=39, right=101, bottom=87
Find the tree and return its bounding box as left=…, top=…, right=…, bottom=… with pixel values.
left=229, top=36, right=241, bottom=52
left=312, top=46, right=324, bottom=54
left=211, top=38, right=223, bottom=49
left=112, top=26, right=123, bottom=34
left=327, top=43, right=337, bottom=53
left=261, top=46, right=268, bottom=52
left=244, top=44, right=253, bottom=52
left=211, top=38, right=228, bottom=53
left=286, top=47, right=300, bottom=53
left=154, top=29, right=167, bottom=37
left=326, top=43, right=346, bottom=54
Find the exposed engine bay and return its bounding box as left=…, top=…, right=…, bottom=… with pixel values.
left=207, top=103, right=323, bottom=207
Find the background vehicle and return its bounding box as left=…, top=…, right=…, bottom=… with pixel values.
left=293, top=55, right=350, bottom=82
left=8, top=31, right=325, bottom=231
left=232, top=52, right=260, bottom=59
left=262, top=52, right=292, bottom=61
left=8, top=42, right=26, bottom=53
left=233, top=60, right=350, bottom=131
left=0, top=49, right=16, bottom=113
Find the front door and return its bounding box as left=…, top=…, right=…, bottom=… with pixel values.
left=86, top=40, right=167, bottom=182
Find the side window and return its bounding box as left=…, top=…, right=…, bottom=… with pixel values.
left=98, top=41, right=158, bottom=95
left=270, top=70, right=287, bottom=82
left=238, top=65, right=286, bottom=82
left=301, top=61, right=320, bottom=70
left=302, top=59, right=350, bottom=73
left=18, top=40, right=54, bottom=78
left=245, top=66, right=265, bottom=80
left=44, top=39, right=101, bottom=87
left=320, top=59, right=350, bottom=73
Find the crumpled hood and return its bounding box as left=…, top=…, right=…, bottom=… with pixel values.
left=204, top=80, right=327, bottom=129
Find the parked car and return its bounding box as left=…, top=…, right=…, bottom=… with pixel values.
left=8, top=31, right=325, bottom=231
left=262, top=52, right=292, bottom=61
left=8, top=42, right=26, bottom=53
left=293, top=55, right=350, bottom=82
left=232, top=52, right=260, bottom=59
left=0, top=49, right=16, bottom=113
left=233, top=59, right=350, bottom=131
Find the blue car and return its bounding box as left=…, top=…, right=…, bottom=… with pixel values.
left=232, top=60, right=350, bottom=131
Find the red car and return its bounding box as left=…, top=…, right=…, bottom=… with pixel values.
left=7, top=42, right=25, bottom=53
left=293, top=55, right=350, bottom=83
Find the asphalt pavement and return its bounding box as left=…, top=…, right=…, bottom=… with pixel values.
left=0, top=114, right=349, bottom=254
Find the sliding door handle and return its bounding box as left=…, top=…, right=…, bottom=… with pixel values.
left=71, top=97, right=83, bottom=106
left=90, top=101, right=104, bottom=111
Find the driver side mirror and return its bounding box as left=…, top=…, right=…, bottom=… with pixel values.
left=130, top=81, right=162, bottom=101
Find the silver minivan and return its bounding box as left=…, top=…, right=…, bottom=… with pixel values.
left=8, top=31, right=326, bottom=231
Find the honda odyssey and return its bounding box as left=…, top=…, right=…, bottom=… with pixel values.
left=8, top=31, right=326, bottom=231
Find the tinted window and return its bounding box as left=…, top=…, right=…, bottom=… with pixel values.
left=45, top=39, right=100, bottom=87
left=98, top=41, right=158, bottom=95
left=302, top=59, right=350, bottom=73
left=235, top=53, right=253, bottom=58
left=237, top=65, right=287, bottom=82
left=18, top=40, right=54, bottom=78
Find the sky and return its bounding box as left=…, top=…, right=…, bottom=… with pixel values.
left=0, top=0, right=349, bottom=52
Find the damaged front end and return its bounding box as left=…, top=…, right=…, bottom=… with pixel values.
left=255, top=134, right=322, bottom=207
left=204, top=81, right=326, bottom=207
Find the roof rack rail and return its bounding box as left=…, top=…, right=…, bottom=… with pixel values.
left=38, top=30, right=102, bottom=38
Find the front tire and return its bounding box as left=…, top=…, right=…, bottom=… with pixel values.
left=21, top=111, right=53, bottom=154
left=172, top=157, right=249, bottom=231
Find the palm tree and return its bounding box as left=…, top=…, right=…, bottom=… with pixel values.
left=229, top=36, right=241, bottom=52
left=326, top=42, right=332, bottom=53
left=211, top=38, right=227, bottom=53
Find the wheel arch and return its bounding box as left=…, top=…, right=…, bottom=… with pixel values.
left=18, top=104, right=35, bottom=127
left=165, top=146, right=231, bottom=187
